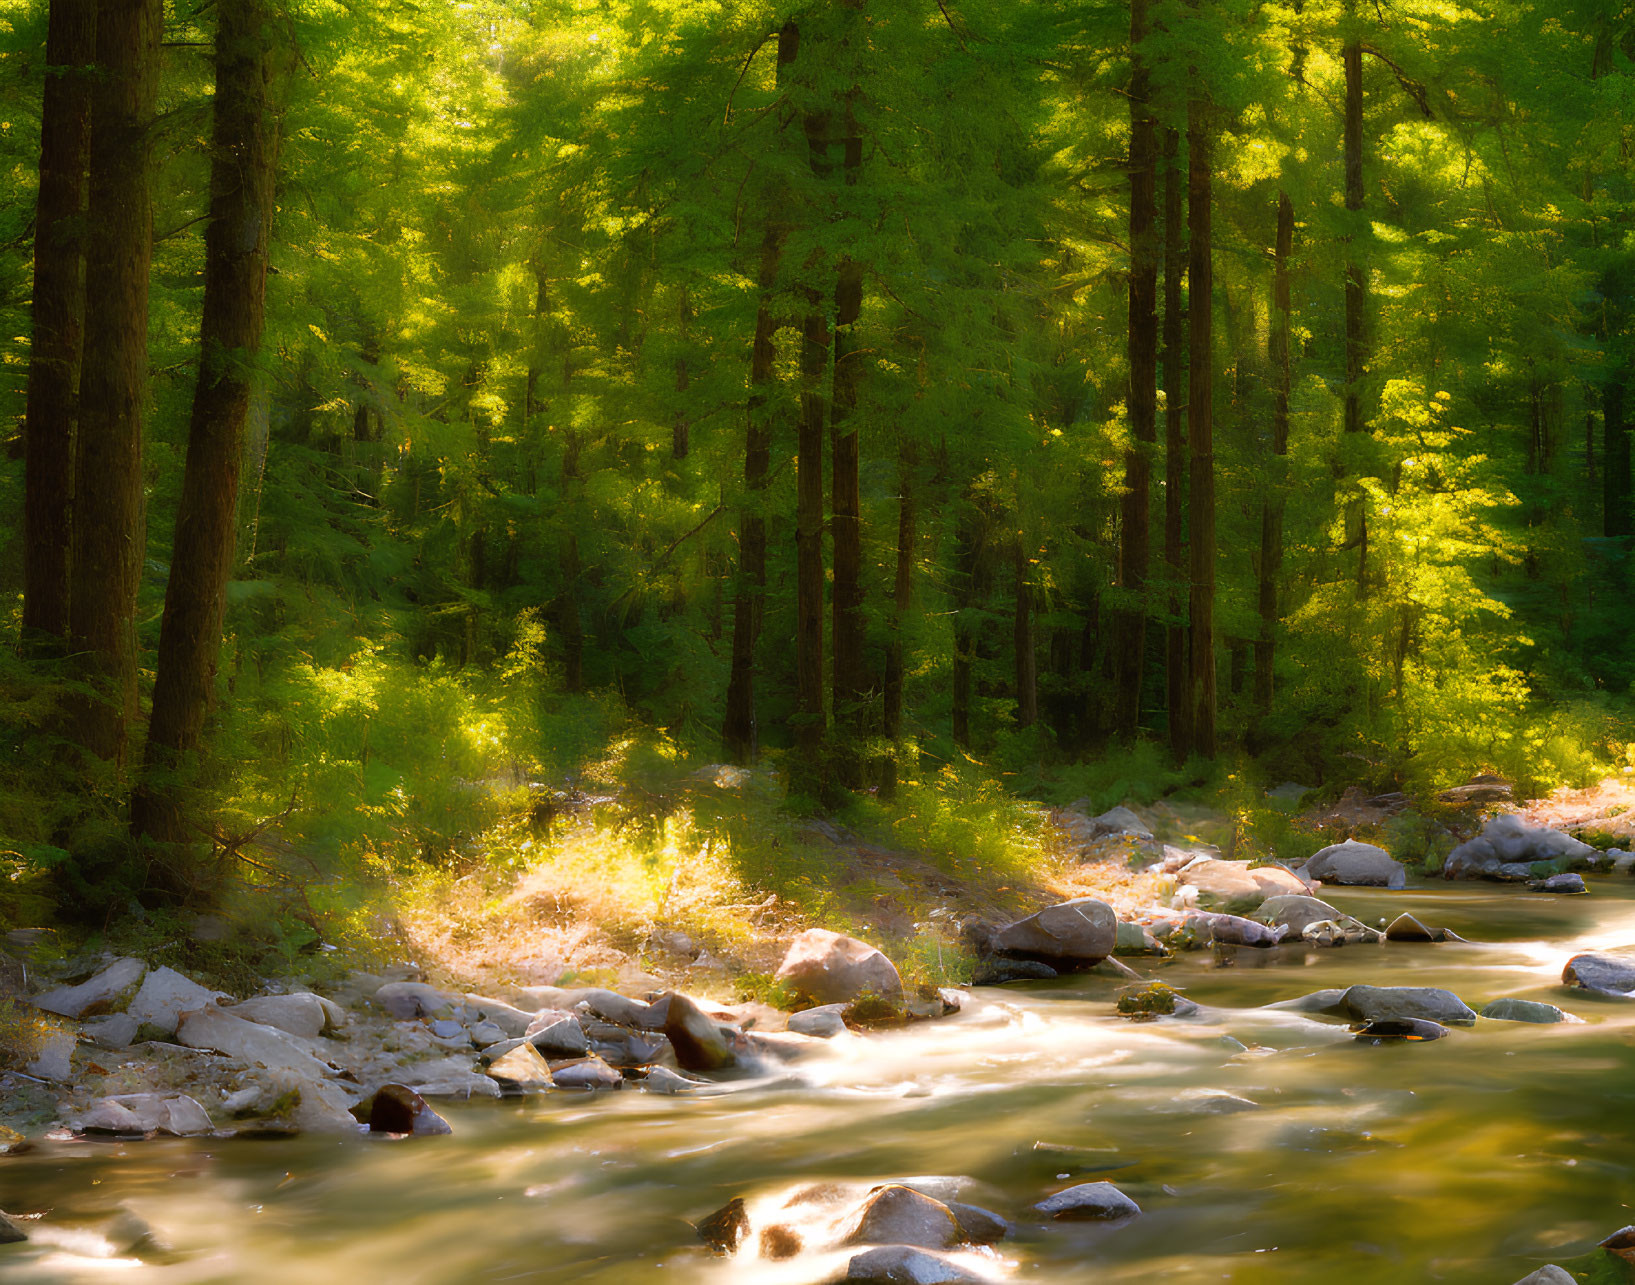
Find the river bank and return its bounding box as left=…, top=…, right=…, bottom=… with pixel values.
left=6, top=778, right=1635, bottom=1281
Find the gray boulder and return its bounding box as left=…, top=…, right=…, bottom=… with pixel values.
left=80, top=1093, right=213, bottom=1136
left=460, top=996, right=535, bottom=1038
left=841, top=1185, right=962, bottom=1249
left=1446, top=815, right=1595, bottom=880
left=1187, top=911, right=1286, bottom=947
left=846, top=1246, right=990, bottom=1284
left=551, top=1056, right=623, bottom=1090
left=25, top=1028, right=76, bottom=1081
left=1353, top=1017, right=1448, bottom=1042
left=1481, top=998, right=1578, bottom=1024
left=177, top=1005, right=336, bottom=1076
left=230, top=993, right=343, bottom=1039
left=991, top=898, right=1117, bottom=964
left=1034, top=1180, right=1141, bottom=1221
left=1303, top=841, right=1406, bottom=889
left=1510, top=1269, right=1574, bottom=1285
left=485, top=1042, right=554, bottom=1092
left=525, top=1009, right=590, bottom=1056
left=82, top=1012, right=139, bottom=1049
left=374, top=981, right=454, bottom=1020
left=32, top=956, right=146, bottom=1018
left=1385, top=913, right=1439, bottom=943
left=126, top=966, right=224, bottom=1035
left=788, top=1004, right=849, bottom=1038
left=0, top=1211, right=26, bottom=1244
left=947, top=1202, right=1009, bottom=1244
left=775, top=929, right=903, bottom=1006
left=1092, top=805, right=1152, bottom=839
left=1533, top=872, right=1587, bottom=895
left=1340, top=984, right=1476, bottom=1025
left=1562, top=952, right=1635, bottom=995
left=1257, top=894, right=1347, bottom=936
left=971, top=957, right=1057, bottom=984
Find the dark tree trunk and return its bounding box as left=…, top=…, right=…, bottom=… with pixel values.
left=67, top=0, right=161, bottom=764
left=830, top=118, right=866, bottom=765
left=21, top=0, right=94, bottom=651
left=673, top=287, right=690, bottom=460
left=882, top=441, right=915, bottom=742
left=830, top=152, right=869, bottom=752
left=1254, top=192, right=1294, bottom=714
left=1114, top=0, right=1158, bottom=740
left=1186, top=85, right=1216, bottom=758
left=1343, top=36, right=1370, bottom=595
left=1161, top=125, right=1189, bottom=760
left=1343, top=38, right=1366, bottom=437
left=132, top=0, right=281, bottom=853
left=792, top=31, right=832, bottom=785
left=951, top=494, right=982, bottom=749
left=795, top=298, right=830, bottom=769
left=721, top=222, right=783, bottom=762
left=1014, top=539, right=1038, bottom=729
left=1607, top=375, right=1631, bottom=540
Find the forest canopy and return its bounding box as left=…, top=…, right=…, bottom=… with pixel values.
left=0, top=0, right=1633, bottom=919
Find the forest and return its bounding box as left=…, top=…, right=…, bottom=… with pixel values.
left=2, top=1, right=1635, bottom=1282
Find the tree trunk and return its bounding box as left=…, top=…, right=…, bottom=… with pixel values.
left=721, top=222, right=782, bottom=762
left=1343, top=37, right=1366, bottom=437
left=21, top=0, right=94, bottom=651
left=1607, top=375, right=1631, bottom=540
left=672, top=286, right=690, bottom=460
left=1186, top=84, right=1216, bottom=758
left=830, top=118, right=866, bottom=765
left=882, top=441, right=915, bottom=742
left=792, top=33, right=832, bottom=785
left=1114, top=0, right=1158, bottom=740
left=1014, top=538, right=1038, bottom=729
left=132, top=0, right=281, bottom=855
left=1161, top=125, right=1189, bottom=760
left=1254, top=192, right=1293, bottom=714
left=66, top=0, right=161, bottom=764
left=951, top=493, right=982, bottom=749
left=1343, top=35, right=1370, bottom=596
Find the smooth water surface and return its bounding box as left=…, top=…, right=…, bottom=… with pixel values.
left=6, top=882, right=1635, bottom=1283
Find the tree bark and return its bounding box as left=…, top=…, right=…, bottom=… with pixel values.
left=951, top=493, right=982, bottom=749
left=1254, top=192, right=1293, bottom=714
left=721, top=222, right=783, bottom=762
left=830, top=119, right=866, bottom=763
left=672, top=286, right=691, bottom=460
left=1607, top=375, right=1631, bottom=540
left=21, top=0, right=94, bottom=650
left=1343, top=35, right=1371, bottom=596
left=1014, top=538, right=1038, bottom=729
left=132, top=0, right=281, bottom=852
left=1114, top=0, right=1158, bottom=740
left=1186, top=85, right=1216, bottom=759
left=792, top=29, right=832, bottom=784
left=67, top=0, right=161, bottom=764
left=1161, top=125, right=1189, bottom=760
left=882, top=441, right=915, bottom=742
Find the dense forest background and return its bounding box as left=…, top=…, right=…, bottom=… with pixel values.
left=1, top=0, right=1633, bottom=925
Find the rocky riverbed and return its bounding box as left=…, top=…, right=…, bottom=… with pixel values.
left=7, top=798, right=1635, bottom=1281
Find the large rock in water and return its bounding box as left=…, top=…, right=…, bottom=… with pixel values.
left=79, top=1093, right=214, bottom=1136
left=1188, top=910, right=1286, bottom=947
left=31, top=956, right=146, bottom=1018
left=840, top=1185, right=962, bottom=1249
left=1445, top=815, right=1595, bottom=881
left=1303, top=841, right=1406, bottom=889
left=367, top=1083, right=451, bottom=1136
left=1481, top=998, right=1577, bottom=1024
left=1562, top=952, right=1635, bottom=996
left=1256, top=894, right=1346, bottom=936
left=177, top=1004, right=335, bottom=1076
left=846, top=1246, right=990, bottom=1284
left=1510, top=1269, right=1574, bottom=1285
left=1340, top=984, right=1476, bottom=1025
left=1034, top=1181, right=1141, bottom=1221
left=775, top=929, right=903, bottom=1006
left=661, top=992, right=737, bottom=1071
left=991, top=898, right=1117, bottom=964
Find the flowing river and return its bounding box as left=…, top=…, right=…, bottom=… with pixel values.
left=7, top=882, right=1635, bottom=1283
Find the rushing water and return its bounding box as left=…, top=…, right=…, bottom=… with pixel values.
left=7, top=882, right=1635, bottom=1283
